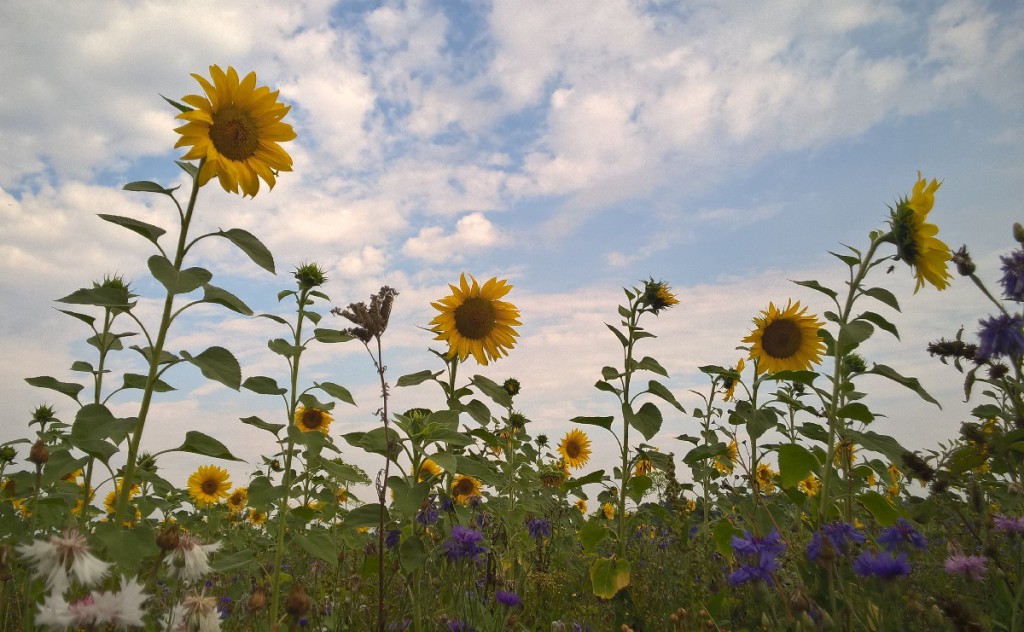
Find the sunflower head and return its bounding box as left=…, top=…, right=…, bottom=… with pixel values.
left=174, top=65, right=296, bottom=197
left=887, top=173, right=951, bottom=292
left=294, top=262, right=328, bottom=291
left=602, top=502, right=616, bottom=520
left=103, top=480, right=141, bottom=514
left=558, top=429, right=592, bottom=470
left=539, top=460, right=568, bottom=488
left=429, top=274, right=522, bottom=366
left=418, top=459, right=442, bottom=482
left=641, top=278, right=680, bottom=314
left=754, top=463, right=777, bottom=495
left=187, top=465, right=231, bottom=508
left=721, top=358, right=745, bottom=402
left=294, top=404, right=334, bottom=434
left=575, top=499, right=587, bottom=514
left=248, top=509, right=268, bottom=526
left=798, top=475, right=821, bottom=497
left=226, top=487, right=248, bottom=514
left=451, top=475, right=482, bottom=505
left=742, top=300, right=826, bottom=375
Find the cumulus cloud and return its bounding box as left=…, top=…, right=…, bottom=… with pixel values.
left=402, top=212, right=500, bottom=262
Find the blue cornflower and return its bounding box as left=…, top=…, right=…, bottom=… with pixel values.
left=416, top=496, right=440, bottom=526
left=475, top=512, right=493, bottom=529
left=496, top=590, right=522, bottom=607
left=440, top=497, right=456, bottom=513
left=728, top=529, right=785, bottom=586
left=877, top=518, right=928, bottom=552
left=1000, top=249, right=1024, bottom=301
left=526, top=517, right=552, bottom=540
left=853, top=550, right=912, bottom=578
left=977, top=314, right=1024, bottom=360
left=442, top=525, right=487, bottom=562
left=447, top=620, right=477, bottom=632
left=807, top=521, right=865, bottom=561
left=384, top=529, right=401, bottom=550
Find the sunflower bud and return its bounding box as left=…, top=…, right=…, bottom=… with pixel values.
left=503, top=378, right=521, bottom=397
left=294, top=262, right=327, bottom=290
left=640, top=278, right=680, bottom=314
left=0, top=446, right=16, bottom=464
left=28, top=440, right=49, bottom=466
left=30, top=405, right=58, bottom=426
left=951, top=245, right=975, bottom=276
left=1014, top=223, right=1024, bottom=244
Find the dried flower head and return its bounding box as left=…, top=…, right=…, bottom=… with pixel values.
left=333, top=286, right=399, bottom=342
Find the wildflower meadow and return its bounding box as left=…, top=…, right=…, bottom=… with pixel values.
left=3, top=65, right=1024, bottom=632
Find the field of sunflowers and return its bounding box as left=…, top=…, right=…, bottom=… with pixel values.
left=1, top=65, right=1023, bottom=632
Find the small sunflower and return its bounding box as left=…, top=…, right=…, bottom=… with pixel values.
left=225, top=487, right=248, bottom=514
left=187, top=465, right=231, bottom=508
left=429, top=274, right=522, bottom=366
left=539, top=460, right=568, bottom=488
left=833, top=441, right=856, bottom=469
left=174, top=65, right=296, bottom=197
left=71, top=485, right=94, bottom=515
left=743, top=300, right=826, bottom=375
left=248, top=509, right=268, bottom=526
left=451, top=474, right=482, bottom=505
left=575, top=499, right=588, bottom=514
left=641, top=279, right=680, bottom=314
left=294, top=405, right=334, bottom=434
left=888, top=172, right=952, bottom=292
left=418, top=459, right=442, bottom=482
left=713, top=441, right=739, bottom=475
left=103, top=481, right=141, bottom=514
left=798, top=475, right=821, bottom=497
left=754, top=463, right=777, bottom=495
left=558, top=429, right=592, bottom=470
left=336, top=488, right=349, bottom=504
left=634, top=454, right=655, bottom=477
left=722, top=358, right=745, bottom=402
left=602, top=502, right=616, bottom=520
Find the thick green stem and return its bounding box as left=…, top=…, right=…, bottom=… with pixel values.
left=115, top=163, right=204, bottom=524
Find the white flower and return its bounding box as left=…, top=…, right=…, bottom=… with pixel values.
left=89, top=576, right=149, bottom=629
left=17, top=528, right=110, bottom=595
left=166, top=592, right=221, bottom=632
left=34, top=593, right=74, bottom=630
left=165, top=533, right=221, bottom=582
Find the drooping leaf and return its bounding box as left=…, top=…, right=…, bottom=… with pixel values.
left=865, top=364, right=941, bottom=408
left=180, top=346, right=241, bottom=390
left=120, top=373, right=175, bottom=393
left=122, top=181, right=178, bottom=195
left=239, top=415, right=285, bottom=435
left=148, top=255, right=212, bottom=295
left=315, top=381, right=356, bottom=406
left=633, top=356, right=669, bottom=377
left=396, top=370, right=441, bottom=387
left=857, top=491, right=900, bottom=526
left=56, top=287, right=134, bottom=309
left=344, top=503, right=388, bottom=529
left=294, top=530, right=338, bottom=568
left=470, top=374, right=512, bottom=408
left=629, top=402, right=663, bottom=441
left=313, top=328, right=354, bottom=343
left=25, top=376, right=83, bottom=402
left=845, top=429, right=909, bottom=464
left=97, top=214, right=166, bottom=246
left=215, top=228, right=276, bottom=274
left=242, top=376, right=287, bottom=395
left=172, top=431, right=244, bottom=462
left=201, top=284, right=253, bottom=315
left=399, top=535, right=426, bottom=572
left=862, top=286, right=901, bottom=312
left=856, top=311, right=899, bottom=340
left=836, top=402, right=875, bottom=424
left=646, top=380, right=685, bottom=412
left=579, top=519, right=608, bottom=552
left=792, top=279, right=838, bottom=301
left=570, top=416, right=614, bottom=431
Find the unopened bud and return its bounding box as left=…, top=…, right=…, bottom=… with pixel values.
left=284, top=584, right=310, bottom=617
left=248, top=585, right=268, bottom=611
left=156, top=525, right=180, bottom=551
left=952, top=245, right=975, bottom=276
left=28, top=440, right=49, bottom=466
left=1014, top=223, right=1024, bottom=244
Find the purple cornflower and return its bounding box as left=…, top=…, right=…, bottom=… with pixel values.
left=416, top=497, right=440, bottom=526
left=944, top=554, right=987, bottom=581
left=877, top=518, right=928, bottom=552
left=495, top=590, right=521, bottom=607
left=440, top=497, right=456, bottom=513
left=993, top=514, right=1024, bottom=533
left=442, top=525, right=487, bottom=563
left=807, top=522, right=865, bottom=561
left=475, top=512, right=493, bottom=529
left=727, top=529, right=785, bottom=586
left=447, top=620, right=477, bottom=632
left=977, top=314, right=1024, bottom=360
left=384, top=529, right=401, bottom=550
left=526, top=517, right=551, bottom=540
left=1000, top=249, right=1024, bottom=301
left=852, top=550, right=911, bottom=579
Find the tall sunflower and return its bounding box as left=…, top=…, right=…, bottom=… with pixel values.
left=418, top=458, right=442, bottom=481
left=187, top=465, right=231, bottom=508
left=888, top=172, right=952, bottom=292
left=174, top=65, right=296, bottom=197
left=294, top=405, right=333, bottom=434
left=743, top=300, right=826, bottom=375
left=722, top=358, right=745, bottom=402
left=430, top=274, right=521, bottom=366
left=558, top=429, right=592, bottom=470
left=451, top=475, right=482, bottom=505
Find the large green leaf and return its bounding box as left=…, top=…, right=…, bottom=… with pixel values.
left=148, top=255, right=212, bottom=295
left=396, top=370, right=441, bottom=387
left=570, top=416, right=614, bottom=431
left=56, top=286, right=134, bottom=309
left=345, top=503, right=388, bottom=529
left=123, top=180, right=178, bottom=195
left=313, top=328, right=354, bottom=343
left=865, top=364, right=940, bottom=408
left=792, top=279, right=838, bottom=301
left=25, top=376, right=84, bottom=402
left=778, top=444, right=819, bottom=489
left=172, top=431, right=244, bottom=461
left=400, top=534, right=426, bottom=572
left=633, top=356, right=669, bottom=377
left=216, top=228, right=275, bottom=274
left=239, top=415, right=285, bottom=435
left=201, top=284, right=253, bottom=315
left=646, top=380, right=685, bottom=412
left=121, top=373, right=175, bottom=393
left=579, top=519, right=608, bottom=552
left=590, top=557, right=630, bottom=599
left=629, top=402, right=662, bottom=441
left=861, top=286, right=900, bottom=312
left=857, top=491, right=899, bottom=526
left=97, top=214, right=166, bottom=246
left=294, top=530, right=339, bottom=568
left=242, top=376, right=287, bottom=395
left=180, top=346, right=241, bottom=390
left=845, top=429, right=908, bottom=464
left=470, top=374, right=512, bottom=408
left=315, top=381, right=356, bottom=406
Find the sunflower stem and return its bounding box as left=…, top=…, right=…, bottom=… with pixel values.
left=115, top=159, right=204, bottom=526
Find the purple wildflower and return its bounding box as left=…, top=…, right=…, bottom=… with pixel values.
left=442, top=525, right=487, bottom=563
left=728, top=529, right=785, bottom=586
left=416, top=496, right=440, bottom=526
left=384, top=529, right=401, bottom=550
left=447, top=620, right=477, bottom=632
left=977, top=314, right=1024, bottom=360
left=993, top=514, right=1024, bottom=533
left=732, top=529, right=786, bottom=558
left=807, top=522, right=865, bottom=561
left=877, top=518, right=928, bottom=552
left=496, top=590, right=521, bottom=607
left=439, top=498, right=456, bottom=513
left=852, top=550, right=911, bottom=579
left=727, top=552, right=780, bottom=586
left=944, top=554, right=987, bottom=581
left=1000, top=249, right=1024, bottom=301
left=526, top=517, right=552, bottom=540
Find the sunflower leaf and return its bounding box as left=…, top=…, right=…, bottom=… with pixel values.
left=172, top=431, right=244, bottom=461
left=25, top=376, right=84, bottom=402
left=57, top=310, right=97, bottom=327
left=590, top=557, right=630, bottom=599
left=864, top=363, right=941, bottom=408
left=161, top=94, right=192, bottom=113
left=857, top=491, right=900, bottom=526
left=315, top=381, right=356, bottom=406
left=239, top=415, right=285, bottom=436
left=313, top=328, right=354, bottom=343
left=570, top=416, right=614, bottom=431
left=397, top=369, right=441, bottom=387
left=215, top=228, right=276, bottom=274
left=294, top=531, right=339, bottom=569
left=148, top=255, right=212, bottom=295
left=778, top=444, right=819, bottom=489
left=123, top=181, right=179, bottom=196
left=633, top=356, right=669, bottom=377
left=606, top=323, right=629, bottom=348
left=579, top=519, right=609, bottom=553
left=470, top=375, right=512, bottom=408
left=57, top=286, right=135, bottom=309
left=344, top=503, right=389, bottom=529
left=201, top=284, right=253, bottom=316
left=180, top=346, right=241, bottom=390
left=862, top=286, right=901, bottom=312
left=242, top=376, right=287, bottom=396
left=98, top=214, right=167, bottom=246
left=121, top=373, right=175, bottom=393
left=855, top=310, right=900, bottom=340
left=629, top=402, right=663, bottom=441
left=646, top=380, right=685, bottom=412
left=791, top=279, right=838, bottom=301
left=175, top=160, right=198, bottom=177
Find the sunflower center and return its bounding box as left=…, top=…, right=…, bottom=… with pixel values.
left=209, top=107, right=260, bottom=161
left=565, top=441, right=582, bottom=459
left=455, top=478, right=475, bottom=495
left=761, top=318, right=802, bottom=360
left=302, top=409, right=325, bottom=429
left=454, top=297, right=496, bottom=340
left=201, top=479, right=220, bottom=495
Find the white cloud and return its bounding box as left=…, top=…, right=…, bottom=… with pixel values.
left=402, top=212, right=500, bottom=262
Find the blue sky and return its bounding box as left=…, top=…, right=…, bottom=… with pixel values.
left=2, top=0, right=1023, bottom=499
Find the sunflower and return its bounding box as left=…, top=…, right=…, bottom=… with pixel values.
left=103, top=481, right=140, bottom=514
left=754, top=463, right=777, bottom=495
left=248, top=509, right=268, bottom=526
left=798, top=474, right=821, bottom=497
left=429, top=274, right=522, bottom=366
left=713, top=441, right=739, bottom=475
left=294, top=405, right=334, bottom=434
left=833, top=441, right=856, bottom=469
left=225, top=487, right=248, bottom=514
left=71, top=484, right=94, bottom=515
left=634, top=454, right=654, bottom=477
left=174, top=65, right=296, bottom=197
left=418, top=459, right=442, bottom=482
left=722, top=358, right=745, bottom=402
left=602, top=502, right=616, bottom=520
left=451, top=475, right=482, bottom=505
left=558, top=429, right=592, bottom=470
left=187, top=465, right=231, bottom=508
left=575, top=499, right=587, bottom=514
left=888, top=172, right=952, bottom=292
left=641, top=279, right=680, bottom=314
left=336, top=487, right=349, bottom=504
left=742, top=300, right=826, bottom=375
